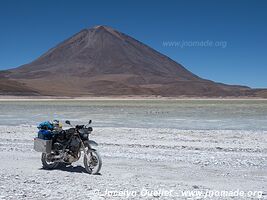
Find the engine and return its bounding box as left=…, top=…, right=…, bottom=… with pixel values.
left=60, top=136, right=81, bottom=163
left=69, top=136, right=81, bottom=154
left=51, top=132, right=81, bottom=163
left=53, top=142, right=64, bottom=151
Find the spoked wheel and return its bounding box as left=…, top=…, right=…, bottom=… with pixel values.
left=84, top=150, right=102, bottom=174
left=41, top=153, right=59, bottom=169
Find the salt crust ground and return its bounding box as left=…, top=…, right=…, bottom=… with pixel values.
left=0, top=126, right=266, bottom=199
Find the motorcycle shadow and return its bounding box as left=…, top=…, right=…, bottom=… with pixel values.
left=40, top=164, right=101, bottom=175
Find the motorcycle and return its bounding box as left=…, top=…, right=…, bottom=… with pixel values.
left=34, top=120, right=102, bottom=174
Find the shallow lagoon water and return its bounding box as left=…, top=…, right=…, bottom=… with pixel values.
left=0, top=100, right=267, bottom=130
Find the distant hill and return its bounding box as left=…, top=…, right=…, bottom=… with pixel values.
left=0, top=25, right=265, bottom=97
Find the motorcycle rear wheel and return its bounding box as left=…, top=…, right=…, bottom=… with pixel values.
left=41, top=153, right=59, bottom=169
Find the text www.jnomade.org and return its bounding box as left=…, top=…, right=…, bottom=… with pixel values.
left=90, top=188, right=263, bottom=198
left=162, top=40, right=227, bottom=48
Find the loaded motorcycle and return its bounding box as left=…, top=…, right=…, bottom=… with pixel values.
left=34, top=120, right=102, bottom=174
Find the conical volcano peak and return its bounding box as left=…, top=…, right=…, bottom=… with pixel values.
left=2, top=25, right=254, bottom=97
left=93, top=25, right=112, bottom=30
left=5, top=25, right=205, bottom=81
left=91, top=25, right=123, bottom=39
left=92, top=25, right=116, bottom=33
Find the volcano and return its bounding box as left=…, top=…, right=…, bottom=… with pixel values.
left=0, top=25, right=259, bottom=97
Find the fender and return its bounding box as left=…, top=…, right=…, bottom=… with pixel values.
left=88, top=140, right=98, bottom=146
left=84, top=140, right=98, bottom=149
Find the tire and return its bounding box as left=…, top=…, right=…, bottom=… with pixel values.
left=84, top=150, right=102, bottom=174
left=41, top=153, right=59, bottom=169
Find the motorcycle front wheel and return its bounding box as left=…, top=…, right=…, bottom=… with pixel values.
left=84, top=150, right=102, bottom=174
left=41, top=153, right=59, bottom=169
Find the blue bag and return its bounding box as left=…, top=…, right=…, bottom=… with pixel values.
left=38, top=121, right=54, bottom=130
left=38, top=129, right=53, bottom=140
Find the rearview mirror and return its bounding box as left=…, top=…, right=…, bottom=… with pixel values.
left=65, top=120, right=71, bottom=125
left=89, top=120, right=92, bottom=124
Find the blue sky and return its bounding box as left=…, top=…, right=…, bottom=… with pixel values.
left=0, top=0, right=266, bottom=88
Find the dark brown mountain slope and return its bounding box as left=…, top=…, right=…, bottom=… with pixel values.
left=0, top=71, right=38, bottom=95
left=0, top=25, right=260, bottom=97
